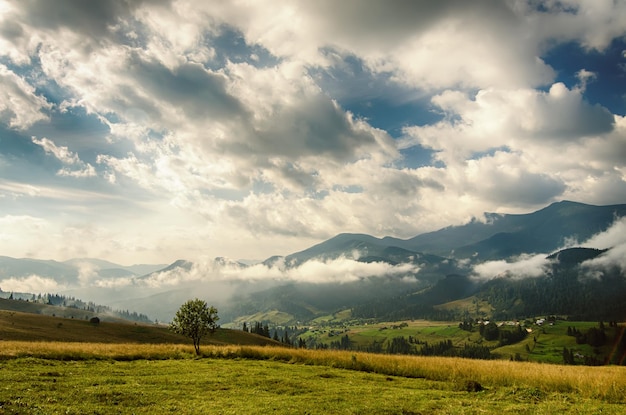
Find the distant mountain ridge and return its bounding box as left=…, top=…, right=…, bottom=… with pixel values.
left=263, top=200, right=626, bottom=267
left=1, top=200, right=625, bottom=323
left=0, top=257, right=167, bottom=284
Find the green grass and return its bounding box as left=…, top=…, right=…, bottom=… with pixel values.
left=493, top=320, right=617, bottom=364
left=0, top=345, right=624, bottom=414
left=305, top=318, right=624, bottom=365
left=314, top=320, right=485, bottom=350
left=226, top=309, right=296, bottom=328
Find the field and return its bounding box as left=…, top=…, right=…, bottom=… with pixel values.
left=299, top=317, right=625, bottom=364
left=1, top=342, right=626, bottom=414
left=1, top=309, right=625, bottom=413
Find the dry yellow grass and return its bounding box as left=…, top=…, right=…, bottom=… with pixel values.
left=2, top=341, right=623, bottom=403
left=0, top=341, right=196, bottom=359
left=233, top=346, right=626, bottom=401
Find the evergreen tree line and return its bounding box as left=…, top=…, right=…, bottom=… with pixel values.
left=563, top=322, right=626, bottom=366
left=314, top=334, right=492, bottom=359
left=478, top=322, right=528, bottom=346
left=566, top=323, right=607, bottom=347
left=2, top=291, right=151, bottom=323
left=562, top=347, right=605, bottom=366
left=351, top=298, right=457, bottom=321
left=478, top=260, right=626, bottom=321
left=243, top=322, right=307, bottom=348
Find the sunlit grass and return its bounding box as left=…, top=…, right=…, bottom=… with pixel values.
left=2, top=341, right=624, bottom=403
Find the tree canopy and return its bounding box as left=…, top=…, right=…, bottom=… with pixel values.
left=169, top=299, right=219, bottom=355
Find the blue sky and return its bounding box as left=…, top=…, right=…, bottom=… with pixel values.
left=0, top=0, right=625, bottom=265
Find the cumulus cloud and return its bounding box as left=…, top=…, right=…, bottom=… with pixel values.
left=402, top=83, right=614, bottom=159
left=209, top=0, right=554, bottom=89
left=0, top=0, right=624, bottom=265
left=525, top=0, right=626, bottom=51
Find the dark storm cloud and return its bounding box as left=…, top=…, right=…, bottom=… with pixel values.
left=126, top=54, right=245, bottom=122
left=13, top=0, right=167, bottom=39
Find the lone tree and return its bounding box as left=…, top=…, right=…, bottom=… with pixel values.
left=169, top=299, right=219, bottom=355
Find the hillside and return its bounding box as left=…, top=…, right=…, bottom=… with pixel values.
left=0, top=307, right=279, bottom=346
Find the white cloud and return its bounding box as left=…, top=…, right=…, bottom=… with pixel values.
left=403, top=83, right=614, bottom=160
left=237, top=257, right=419, bottom=284
left=472, top=253, right=552, bottom=281
left=73, top=261, right=100, bottom=286
left=32, top=137, right=80, bottom=164
left=94, top=276, right=135, bottom=289
left=578, top=216, right=626, bottom=275
left=0, top=64, right=51, bottom=129
left=525, top=0, right=626, bottom=52
left=32, top=137, right=98, bottom=178
left=133, top=256, right=420, bottom=290
left=0, top=275, right=62, bottom=293
left=0, top=0, right=624, bottom=266
left=582, top=216, right=626, bottom=250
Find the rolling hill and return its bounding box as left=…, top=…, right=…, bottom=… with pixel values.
left=0, top=303, right=279, bottom=346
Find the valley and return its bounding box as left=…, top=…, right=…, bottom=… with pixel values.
left=2, top=200, right=626, bottom=367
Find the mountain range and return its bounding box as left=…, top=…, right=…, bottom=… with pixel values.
left=1, top=200, right=625, bottom=324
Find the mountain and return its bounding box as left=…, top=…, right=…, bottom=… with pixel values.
left=272, top=201, right=626, bottom=266
left=1, top=200, right=625, bottom=324
left=0, top=256, right=78, bottom=283
left=0, top=256, right=168, bottom=286
left=474, top=246, right=626, bottom=320
left=403, top=201, right=626, bottom=260
left=224, top=201, right=626, bottom=324
left=284, top=233, right=391, bottom=264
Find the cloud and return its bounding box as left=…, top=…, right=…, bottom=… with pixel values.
left=472, top=215, right=626, bottom=282
left=402, top=83, right=614, bottom=159
left=464, top=151, right=566, bottom=206
left=394, top=81, right=620, bottom=216
left=0, top=275, right=62, bottom=293
left=582, top=216, right=626, bottom=250
left=32, top=137, right=97, bottom=177
left=471, top=253, right=552, bottom=281
left=580, top=216, right=626, bottom=274
left=73, top=261, right=100, bottom=286
left=0, top=64, right=52, bottom=129
left=235, top=257, right=420, bottom=284
left=525, top=0, right=626, bottom=51
left=117, top=256, right=421, bottom=290
left=94, top=276, right=135, bottom=289
left=0, top=0, right=624, bottom=266
left=212, top=0, right=554, bottom=89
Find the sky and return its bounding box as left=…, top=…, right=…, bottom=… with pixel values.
left=0, top=0, right=625, bottom=266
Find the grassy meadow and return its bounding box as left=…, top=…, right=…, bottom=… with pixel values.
left=1, top=341, right=625, bottom=414
left=297, top=317, right=626, bottom=365
left=0, top=309, right=277, bottom=346
left=1, top=309, right=625, bottom=413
